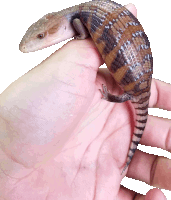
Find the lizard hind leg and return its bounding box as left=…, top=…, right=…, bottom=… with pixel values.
left=99, top=84, right=132, bottom=103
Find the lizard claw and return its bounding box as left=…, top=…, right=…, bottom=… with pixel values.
left=99, top=84, right=109, bottom=100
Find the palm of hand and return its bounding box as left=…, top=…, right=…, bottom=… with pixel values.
left=0, top=6, right=170, bottom=200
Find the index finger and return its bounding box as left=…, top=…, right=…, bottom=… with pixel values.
left=150, top=79, right=171, bottom=111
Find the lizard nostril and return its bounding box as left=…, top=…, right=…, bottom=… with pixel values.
left=19, top=43, right=27, bottom=53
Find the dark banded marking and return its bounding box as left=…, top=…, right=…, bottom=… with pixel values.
left=129, top=148, right=136, bottom=153
left=135, top=84, right=150, bottom=95
left=110, top=48, right=128, bottom=72
left=121, top=70, right=141, bottom=85
left=91, top=8, right=143, bottom=57
left=90, top=14, right=103, bottom=33
left=141, top=32, right=150, bottom=48
left=134, top=94, right=150, bottom=102
left=137, top=111, right=148, bottom=117
left=119, top=14, right=140, bottom=26
left=133, top=133, right=143, bottom=138
left=128, top=155, right=133, bottom=160
left=110, top=1, right=122, bottom=7
left=80, top=11, right=91, bottom=24
left=109, top=42, right=152, bottom=77
left=89, top=6, right=126, bottom=42
left=127, top=58, right=150, bottom=73
left=99, top=27, right=118, bottom=54
left=79, top=1, right=152, bottom=175
left=135, top=103, right=149, bottom=110
left=135, top=126, right=145, bottom=131
left=123, top=75, right=151, bottom=93
left=90, top=6, right=134, bottom=57
left=127, top=82, right=151, bottom=95
left=126, top=9, right=140, bottom=25
left=132, top=140, right=140, bottom=146
left=136, top=118, right=147, bottom=123
left=118, top=56, right=152, bottom=85
left=104, top=25, right=145, bottom=69
left=121, top=64, right=152, bottom=86
left=132, top=95, right=149, bottom=104
left=134, top=79, right=151, bottom=93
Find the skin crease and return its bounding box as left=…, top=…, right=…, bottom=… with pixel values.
left=0, top=3, right=170, bottom=200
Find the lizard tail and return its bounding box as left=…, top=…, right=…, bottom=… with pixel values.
left=121, top=96, right=149, bottom=175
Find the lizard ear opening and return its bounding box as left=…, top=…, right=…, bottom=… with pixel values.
left=48, top=24, right=59, bottom=34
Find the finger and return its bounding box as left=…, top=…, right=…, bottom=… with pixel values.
left=150, top=79, right=171, bottom=111
left=125, top=114, right=171, bottom=190
left=125, top=3, right=137, bottom=17
left=118, top=186, right=166, bottom=200
left=145, top=189, right=167, bottom=200
left=135, top=188, right=167, bottom=200
left=141, top=115, right=171, bottom=150
left=126, top=149, right=171, bottom=191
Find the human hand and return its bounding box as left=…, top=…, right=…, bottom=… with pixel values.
left=0, top=4, right=170, bottom=200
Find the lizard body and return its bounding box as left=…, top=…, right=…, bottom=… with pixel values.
left=19, top=0, right=153, bottom=174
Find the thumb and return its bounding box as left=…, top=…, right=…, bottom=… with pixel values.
left=0, top=38, right=102, bottom=168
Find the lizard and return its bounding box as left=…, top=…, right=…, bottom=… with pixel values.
left=19, top=0, right=153, bottom=175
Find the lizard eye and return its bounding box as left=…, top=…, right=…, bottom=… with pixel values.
left=37, top=33, right=45, bottom=39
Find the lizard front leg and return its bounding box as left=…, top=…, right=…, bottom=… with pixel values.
left=72, top=18, right=89, bottom=39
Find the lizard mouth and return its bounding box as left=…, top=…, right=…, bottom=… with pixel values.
left=19, top=18, right=77, bottom=53
left=19, top=31, right=67, bottom=53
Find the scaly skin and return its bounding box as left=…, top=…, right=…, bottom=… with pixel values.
left=19, top=0, right=153, bottom=174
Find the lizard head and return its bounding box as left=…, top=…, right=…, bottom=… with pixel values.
left=19, top=13, right=76, bottom=53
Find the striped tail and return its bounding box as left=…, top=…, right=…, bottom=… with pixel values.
left=121, top=93, right=150, bottom=174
